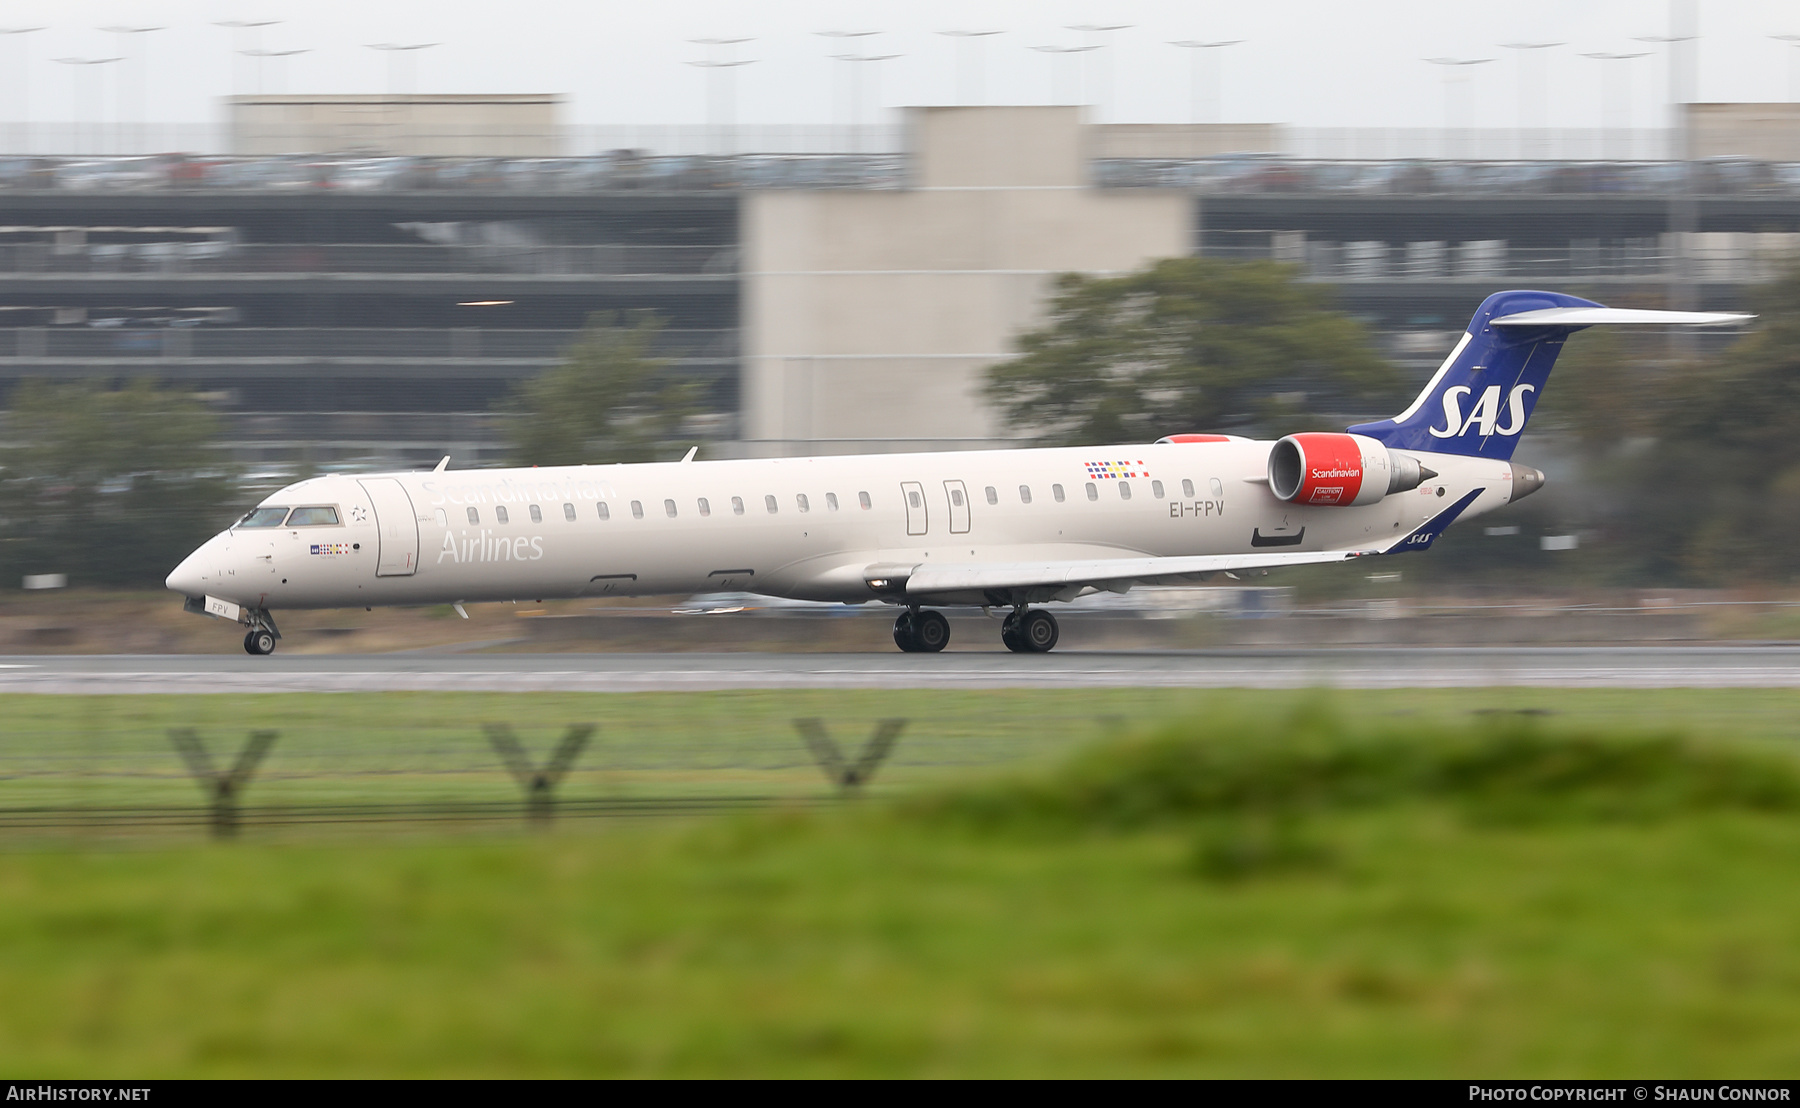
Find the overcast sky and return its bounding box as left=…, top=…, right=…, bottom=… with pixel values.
left=0, top=0, right=1795, bottom=130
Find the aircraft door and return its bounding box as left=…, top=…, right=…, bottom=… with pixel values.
left=358, top=478, right=420, bottom=577
left=901, top=481, right=928, bottom=536
left=944, top=480, right=971, bottom=534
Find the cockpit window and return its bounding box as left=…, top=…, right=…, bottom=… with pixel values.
left=238, top=507, right=289, bottom=528
left=285, top=506, right=340, bottom=526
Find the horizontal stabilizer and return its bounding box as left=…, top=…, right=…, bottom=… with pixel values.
left=1490, top=307, right=1753, bottom=328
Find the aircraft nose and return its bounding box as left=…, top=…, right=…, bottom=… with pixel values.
left=165, top=548, right=210, bottom=597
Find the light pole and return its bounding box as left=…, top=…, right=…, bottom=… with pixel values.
left=1582, top=51, right=1650, bottom=159
left=242, top=49, right=309, bottom=96
left=53, top=57, right=121, bottom=154
left=1424, top=57, right=1494, bottom=159
left=1066, top=24, right=1131, bottom=122
left=936, top=30, right=1002, bottom=106
left=366, top=43, right=437, bottom=96
left=816, top=31, right=880, bottom=147
left=214, top=20, right=280, bottom=97
left=0, top=27, right=44, bottom=154
left=100, top=25, right=161, bottom=154
left=1773, top=35, right=1800, bottom=101
left=832, top=53, right=902, bottom=153
left=1029, top=45, right=1097, bottom=106
left=1636, top=33, right=1696, bottom=159
left=1169, top=40, right=1243, bottom=126
left=1498, top=42, right=1560, bottom=158
left=688, top=39, right=755, bottom=156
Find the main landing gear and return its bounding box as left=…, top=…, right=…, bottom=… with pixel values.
left=893, top=609, right=951, bottom=653
left=1001, top=608, right=1059, bottom=654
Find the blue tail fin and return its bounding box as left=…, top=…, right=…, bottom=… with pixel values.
left=1348, top=290, right=1603, bottom=460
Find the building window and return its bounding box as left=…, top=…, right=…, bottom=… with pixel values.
left=698, top=497, right=711, bottom=517
left=1086, top=482, right=1098, bottom=501
left=858, top=491, right=871, bottom=510
left=765, top=495, right=778, bottom=514
left=496, top=505, right=510, bottom=524
left=825, top=492, right=839, bottom=511
left=563, top=502, right=576, bottom=522
left=529, top=504, right=543, bottom=523
left=732, top=496, right=745, bottom=515
left=1052, top=484, right=1065, bottom=503
left=1019, top=485, right=1032, bottom=504
left=797, top=493, right=810, bottom=513
left=985, top=486, right=998, bottom=505
left=597, top=502, right=610, bottom=521
left=1182, top=479, right=1195, bottom=498
left=1210, top=478, right=1224, bottom=498
left=631, top=500, right=644, bottom=519
left=1152, top=480, right=1164, bottom=499
left=664, top=499, right=677, bottom=518
left=1119, top=481, right=1131, bottom=500
left=467, top=507, right=480, bottom=525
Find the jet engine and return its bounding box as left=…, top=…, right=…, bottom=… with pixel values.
left=1267, top=432, right=1433, bottom=507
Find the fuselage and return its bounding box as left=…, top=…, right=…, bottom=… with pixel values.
left=166, top=439, right=1523, bottom=612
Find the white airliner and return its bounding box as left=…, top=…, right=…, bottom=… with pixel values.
left=166, top=291, right=1748, bottom=655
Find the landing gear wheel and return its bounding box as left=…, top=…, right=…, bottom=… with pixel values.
left=893, top=611, right=919, bottom=652
left=1020, top=609, right=1060, bottom=653
left=244, top=628, right=276, bottom=656
left=1001, top=611, right=1031, bottom=653
left=912, top=609, right=950, bottom=653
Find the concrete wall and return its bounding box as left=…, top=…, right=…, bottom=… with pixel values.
left=1687, top=103, right=1800, bottom=161
left=741, top=106, right=1192, bottom=454
left=1092, top=123, right=1283, bottom=158
left=230, top=94, right=563, bottom=156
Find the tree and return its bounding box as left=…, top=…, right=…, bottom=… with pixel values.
left=0, top=378, right=238, bottom=588
left=983, top=257, right=1398, bottom=446
left=501, top=312, right=699, bottom=465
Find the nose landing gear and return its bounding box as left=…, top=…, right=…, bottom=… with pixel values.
left=240, top=609, right=281, bottom=655
left=893, top=608, right=950, bottom=652
left=1001, top=608, right=1059, bottom=653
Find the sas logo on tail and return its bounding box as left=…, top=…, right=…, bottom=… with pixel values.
left=1429, top=384, right=1535, bottom=439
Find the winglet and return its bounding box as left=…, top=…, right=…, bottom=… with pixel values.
left=1382, top=488, right=1484, bottom=554
left=434, top=456, right=450, bottom=472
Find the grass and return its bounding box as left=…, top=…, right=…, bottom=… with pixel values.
left=2, top=690, right=1800, bottom=1075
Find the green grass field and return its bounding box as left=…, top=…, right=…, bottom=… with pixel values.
left=2, top=689, right=1800, bottom=1076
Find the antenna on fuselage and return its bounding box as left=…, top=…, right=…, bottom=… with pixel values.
left=434, top=456, right=450, bottom=472
left=680, top=446, right=698, bottom=463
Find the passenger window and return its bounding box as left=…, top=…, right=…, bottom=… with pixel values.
left=765, top=495, right=778, bottom=514
left=1086, top=482, right=1098, bottom=501
left=1052, top=484, right=1065, bottom=503
left=238, top=506, right=290, bottom=528
left=858, top=491, right=871, bottom=510
left=1019, top=485, right=1032, bottom=504
left=826, top=492, right=839, bottom=511
left=698, top=497, right=711, bottom=517
left=1182, top=479, right=1195, bottom=498
left=950, top=488, right=964, bottom=508
left=797, top=493, right=810, bottom=513
left=529, top=504, right=542, bottom=524
left=631, top=500, right=644, bottom=519
left=1210, top=478, right=1224, bottom=498
left=435, top=508, right=448, bottom=527
left=287, top=506, right=340, bottom=526
left=908, top=490, right=922, bottom=509
left=1119, top=481, right=1131, bottom=500
left=597, top=502, right=610, bottom=521
left=496, top=505, right=510, bottom=524
left=467, top=507, right=480, bottom=525
left=665, top=499, right=677, bottom=518
left=731, top=496, right=745, bottom=515
left=1152, top=480, right=1165, bottom=499
left=563, top=502, right=576, bottom=522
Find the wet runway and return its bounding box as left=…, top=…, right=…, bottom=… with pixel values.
left=0, top=645, right=1797, bottom=692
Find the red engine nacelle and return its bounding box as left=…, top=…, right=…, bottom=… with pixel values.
left=1267, top=432, right=1431, bottom=507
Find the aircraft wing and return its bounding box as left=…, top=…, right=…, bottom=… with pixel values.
left=893, top=487, right=1486, bottom=601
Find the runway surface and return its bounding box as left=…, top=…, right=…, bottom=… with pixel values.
left=1, top=645, right=1799, bottom=692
